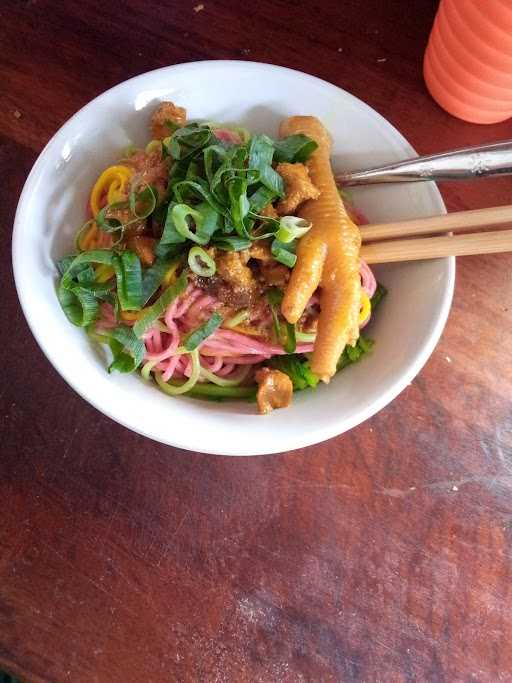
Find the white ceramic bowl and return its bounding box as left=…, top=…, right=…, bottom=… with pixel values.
left=13, top=61, right=454, bottom=455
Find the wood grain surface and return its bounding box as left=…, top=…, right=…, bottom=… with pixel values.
left=2, top=1, right=512, bottom=681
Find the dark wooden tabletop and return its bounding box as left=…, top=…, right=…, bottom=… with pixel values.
left=2, top=1, right=512, bottom=681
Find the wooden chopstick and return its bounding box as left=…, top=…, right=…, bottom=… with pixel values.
left=360, top=205, right=512, bottom=243
left=358, top=204, right=512, bottom=263
left=360, top=228, right=512, bottom=264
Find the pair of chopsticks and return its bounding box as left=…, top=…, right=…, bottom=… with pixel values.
left=359, top=205, right=512, bottom=264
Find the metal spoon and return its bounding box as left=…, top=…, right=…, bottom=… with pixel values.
left=336, top=140, right=512, bottom=186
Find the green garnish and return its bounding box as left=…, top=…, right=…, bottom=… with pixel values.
left=108, top=326, right=145, bottom=373
left=188, top=246, right=216, bottom=277
left=133, top=272, right=188, bottom=338
left=112, top=251, right=143, bottom=311
left=337, top=334, right=375, bottom=371
left=183, top=312, right=223, bottom=351
left=273, top=134, right=318, bottom=163
left=267, top=354, right=319, bottom=391
left=371, top=282, right=388, bottom=310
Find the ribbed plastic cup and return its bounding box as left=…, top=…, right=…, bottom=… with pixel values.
left=424, top=0, right=512, bottom=124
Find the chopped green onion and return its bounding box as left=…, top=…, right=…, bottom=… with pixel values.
left=273, top=134, right=318, bottom=163
left=108, top=326, right=145, bottom=373
left=57, top=283, right=99, bottom=327
left=248, top=186, right=278, bottom=214
left=224, top=309, right=249, bottom=328
left=154, top=349, right=201, bottom=394
left=173, top=178, right=226, bottom=214
left=188, top=246, right=216, bottom=277
left=212, top=236, right=251, bottom=252
left=275, top=215, right=312, bottom=243
left=248, top=134, right=284, bottom=196
left=171, top=203, right=221, bottom=245
left=141, top=256, right=182, bottom=305
left=227, top=176, right=251, bottom=238
left=271, top=239, right=297, bottom=268
left=133, top=271, right=188, bottom=338
left=112, top=251, right=143, bottom=311
left=203, top=144, right=228, bottom=185
left=283, top=321, right=296, bottom=353
left=184, top=312, right=223, bottom=351
left=60, top=250, right=114, bottom=284
left=95, top=201, right=126, bottom=233
left=164, top=123, right=212, bottom=160
left=295, top=330, right=316, bottom=342
left=129, top=185, right=157, bottom=219
left=57, top=250, right=116, bottom=326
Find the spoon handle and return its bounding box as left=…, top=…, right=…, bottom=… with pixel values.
left=336, top=140, right=512, bottom=186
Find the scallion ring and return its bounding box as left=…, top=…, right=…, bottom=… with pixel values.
left=275, top=216, right=312, bottom=244
left=188, top=246, right=216, bottom=277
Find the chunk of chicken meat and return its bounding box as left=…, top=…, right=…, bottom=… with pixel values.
left=248, top=241, right=273, bottom=262
left=255, top=368, right=293, bottom=414
left=276, top=162, right=320, bottom=216
left=151, top=102, right=187, bottom=140
left=216, top=250, right=257, bottom=294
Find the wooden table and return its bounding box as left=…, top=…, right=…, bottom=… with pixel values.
left=2, top=1, right=512, bottom=681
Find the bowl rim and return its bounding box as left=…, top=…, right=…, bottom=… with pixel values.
left=12, top=60, right=455, bottom=454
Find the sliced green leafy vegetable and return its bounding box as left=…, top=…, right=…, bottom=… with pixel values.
left=141, top=256, right=181, bottom=305
left=276, top=215, right=312, bottom=243
left=133, top=271, right=188, bottom=338
left=173, top=178, right=226, bottom=214
left=164, top=123, right=212, bottom=160
left=57, top=250, right=116, bottom=326
left=212, top=235, right=251, bottom=252
left=337, top=334, right=375, bottom=371
left=370, top=282, right=387, bottom=310
left=171, top=202, right=221, bottom=245
left=57, top=283, right=100, bottom=327
left=248, top=186, right=278, bottom=214
left=267, top=354, right=319, bottom=391
left=108, top=326, right=145, bottom=373
left=273, top=134, right=318, bottom=163
left=129, top=184, right=157, bottom=219
left=271, top=238, right=297, bottom=267
left=184, top=312, right=223, bottom=351
left=227, top=176, right=251, bottom=238
left=248, top=134, right=284, bottom=196
left=95, top=200, right=127, bottom=234
left=112, top=251, right=143, bottom=311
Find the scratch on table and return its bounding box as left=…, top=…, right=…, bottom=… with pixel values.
left=47, top=544, right=141, bottom=619
left=274, top=473, right=356, bottom=492
left=379, top=475, right=512, bottom=497
left=156, top=510, right=191, bottom=567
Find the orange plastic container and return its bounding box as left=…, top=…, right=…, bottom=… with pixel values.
left=424, top=0, right=512, bottom=124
